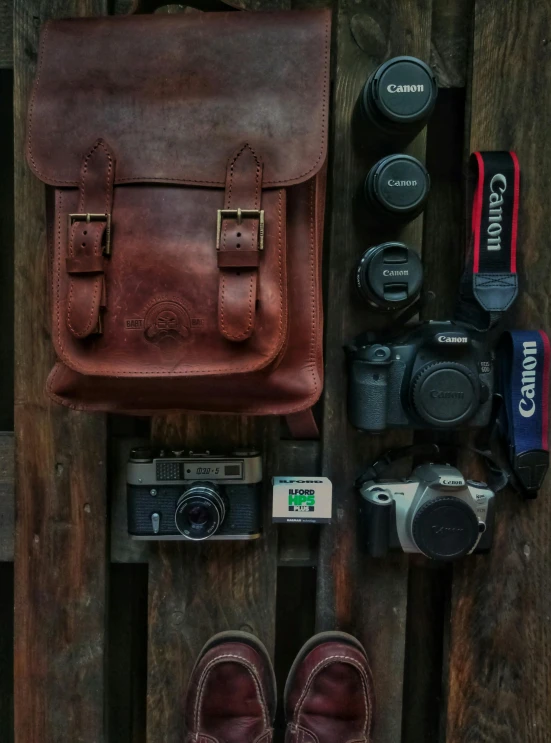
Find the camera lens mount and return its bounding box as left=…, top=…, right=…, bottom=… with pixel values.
left=410, top=361, right=480, bottom=428
left=412, top=496, right=480, bottom=560
left=175, top=482, right=226, bottom=541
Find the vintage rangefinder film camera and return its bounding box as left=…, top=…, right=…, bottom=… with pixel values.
left=358, top=462, right=495, bottom=561
left=346, top=321, right=494, bottom=432
left=127, top=447, right=263, bottom=541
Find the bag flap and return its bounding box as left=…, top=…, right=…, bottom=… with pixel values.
left=27, top=10, right=331, bottom=188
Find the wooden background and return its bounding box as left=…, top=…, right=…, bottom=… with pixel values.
left=1, top=0, right=550, bottom=740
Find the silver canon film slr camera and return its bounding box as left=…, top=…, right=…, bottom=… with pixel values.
left=127, top=447, right=263, bottom=541
left=358, top=462, right=495, bottom=561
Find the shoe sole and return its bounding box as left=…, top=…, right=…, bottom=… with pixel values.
left=191, top=630, right=277, bottom=722
left=283, top=630, right=369, bottom=710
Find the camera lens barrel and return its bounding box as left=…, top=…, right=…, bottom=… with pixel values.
left=356, top=242, right=423, bottom=311
left=360, top=56, right=437, bottom=135
left=175, top=482, right=226, bottom=541
left=365, top=154, right=430, bottom=220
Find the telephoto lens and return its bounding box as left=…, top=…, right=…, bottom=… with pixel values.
left=360, top=56, right=438, bottom=137
left=364, top=154, right=430, bottom=221
left=355, top=242, right=423, bottom=311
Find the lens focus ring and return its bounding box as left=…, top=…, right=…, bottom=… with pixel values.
left=175, top=483, right=226, bottom=541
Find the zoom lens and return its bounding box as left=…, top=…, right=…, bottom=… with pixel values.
left=175, top=483, right=226, bottom=541
left=364, top=154, right=430, bottom=221
left=360, top=56, right=437, bottom=135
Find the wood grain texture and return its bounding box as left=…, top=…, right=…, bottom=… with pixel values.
left=0, top=68, right=14, bottom=431
left=13, top=2, right=109, bottom=742
left=316, top=2, right=432, bottom=742
left=447, top=2, right=551, bottom=741
left=430, top=0, right=473, bottom=88
left=147, top=415, right=278, bottom=743
left=0, top=0, right=13, bottom=69
left=0, top=433, right=13, bottom=561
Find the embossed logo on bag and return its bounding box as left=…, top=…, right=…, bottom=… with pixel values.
left=125, top=296, right=205, bottom=348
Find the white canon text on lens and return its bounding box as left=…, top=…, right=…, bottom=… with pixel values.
left=387, top=180, right=418, bottom=187
left=487, top=173, right=507, bottom=251
left=383, top=269, right=409, bottom=276
left=437, top=335, right=468, bottom=343
left=386, top=84, right=425, bottom=93
left=519, top=340, right=538, bottom=418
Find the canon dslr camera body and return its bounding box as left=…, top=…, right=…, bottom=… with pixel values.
left=127, top=447, right=262, bottom=541
left=359, top=463, right=495, bottom=560
left=347, top=321, right=493, bottom=432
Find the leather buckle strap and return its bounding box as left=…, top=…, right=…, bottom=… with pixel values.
left=66, top=140, right=115, bottom=339
left=217, top=144, right=264, bottom=342
left=69, top=212, right=112, bottom=256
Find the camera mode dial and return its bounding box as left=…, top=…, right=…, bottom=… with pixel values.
left=410, top=361, right=480, bottom=427
left=412, top=496, right=480, bottom=560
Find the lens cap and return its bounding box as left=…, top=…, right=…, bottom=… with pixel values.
left=365, top=154, right=430, bottom=220
left=361, top=56, right=437, bottom=133
left=412, top=497, right=480, bottom=560
left=356, top=242, right=423, bottom=311
left=411, top=361, right=480, bottom=427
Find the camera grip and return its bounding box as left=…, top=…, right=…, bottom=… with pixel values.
left=359, top=493, right=393, bottom=557
left=348, top=359, right=390, bottom=431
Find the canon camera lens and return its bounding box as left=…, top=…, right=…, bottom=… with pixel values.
left=360, top=56, right=437, bottom=136
left=355, top=242, right=423, bottom=311
left=175, top=482, right=226, bottom=541
left=364, top=154, right=430, bottom=221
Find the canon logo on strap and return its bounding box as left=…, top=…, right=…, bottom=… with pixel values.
left=386, top=84, right=425, bottom=93
left=519, top=340, right=538, bottom=418
left=487, top=173, right=507, bottom=252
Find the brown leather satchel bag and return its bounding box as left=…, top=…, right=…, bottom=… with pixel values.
left=27, top=9, right=330, bottom=430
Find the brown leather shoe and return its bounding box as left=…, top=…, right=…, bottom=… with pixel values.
left=185, top=630, right=276, bottom=743
left=284, top=631, right=375, bottom=743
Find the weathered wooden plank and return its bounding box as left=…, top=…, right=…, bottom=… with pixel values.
left=430, top=0, right=473, bottom=88
left=0, top=433, right=14, bottom=562
left=0, top=0, right=13, bottom=69
left=146, top=415, right=279, bottom=743
left=317, top=2, right=432, bottom=742
left=13, top=3, right=109, bottom=743
left=0, top=563, right=14, bottom=743
left=446, top=2, right=551, bottom=741
left=0, top=68, right=14, bottom=431
left=277, top=440, right=320, bottom=566
left=402, top=87, right=466, bottom=743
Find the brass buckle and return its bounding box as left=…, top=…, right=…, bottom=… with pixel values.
left=68, top=212, right=112, bottom=256
left=216, top=208, right=265, bottom=252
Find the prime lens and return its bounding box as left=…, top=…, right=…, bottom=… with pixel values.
left=175, top=482, right=226, bottom=541
left=364, top=154, right=430, bottom=221
left=355, top=242, right=423, bottom=311
left=361, top=56, right=437, bottom=135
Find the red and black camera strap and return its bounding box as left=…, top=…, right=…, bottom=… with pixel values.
left=456, top=151, right=520, bottom=331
